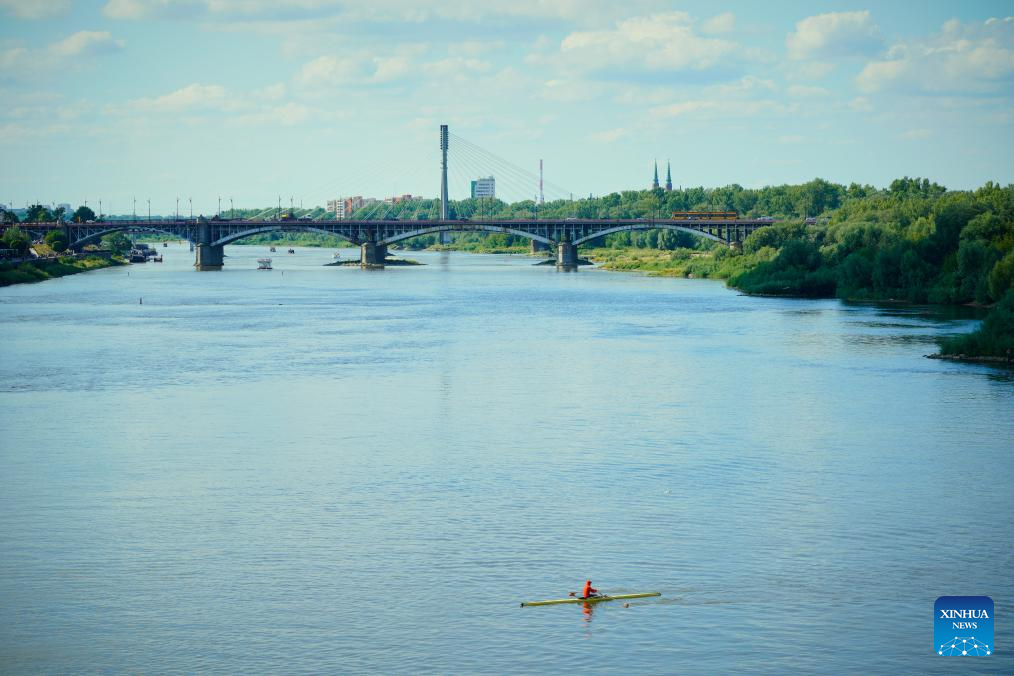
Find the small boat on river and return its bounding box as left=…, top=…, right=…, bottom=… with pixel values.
left=520, top=592, right=660, bottom=607
left=257, top=258, right=272, bottom=270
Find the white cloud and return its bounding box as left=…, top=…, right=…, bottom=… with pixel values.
left=0, top=31, right=123, bottom=74
left=558, top=12, right=739, bottom=73
left=650, top=100, right=718, bottom=118
left=230, top=102, right=314, bottom=127
left=590, top=127, right=630, bottom=143
left=901, top=128, right=931, bottom=139
left=709, top=75, right=776, bottom=98
left=52, top=31, right=125, bottom=58
left=255, top=83, right=286, bottom=100
left=0, top=0, right=69, bottom=19
left=848, top=96, right=873, bottom=112
left=701, top=12, right=735, bottom=35
left=103, top=0, right=204, bottom=19
left=778, top=134, right=804, bottom=143
left=102, top=0, right=667, bottom=24
left=857, top=17, right=1014, bottom=94
left=787, top=84, right=829, bottom=97
left=129, top=83, right=231, bottom=111
left=787, top=11, right=882, bottom=60
left=295, top=51, right=491, bottom=89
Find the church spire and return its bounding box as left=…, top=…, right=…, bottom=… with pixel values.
left=652, top=160, right=660, bottom=189
left=665, top=160, right=673, bottom=191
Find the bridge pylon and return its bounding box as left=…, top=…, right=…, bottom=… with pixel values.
left=194, top=217, right=224, bottom=270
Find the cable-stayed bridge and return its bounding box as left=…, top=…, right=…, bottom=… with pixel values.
left=5, top=125, right=776, bottom=270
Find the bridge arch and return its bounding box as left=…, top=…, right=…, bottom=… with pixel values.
left=379, top=223, right=554, bottom=247
left=212, top=225, right=355, bottom=247
left=572, top=223, right=725, bottom=247
left=71, top=224, right=194, bottom=248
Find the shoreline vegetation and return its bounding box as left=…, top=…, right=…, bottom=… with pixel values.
left=0, top=255, right=125, bottom=287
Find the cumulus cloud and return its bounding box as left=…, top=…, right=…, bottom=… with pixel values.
left=701, top=12, right=735, bottom=35
left=787, top=11, right=882, bottom=60
left=857, top=17, right=1014, bottom=94
left=295, top=51, right=490, bottom=88
left=0, top=0, right=69, bottom=19
left=52, top=31, right=125, bottom=58
left=0, top=31, right=123, bottom=74
left=590, top=127, right=630, bottom=143
left=129, top=83, right=231, bottom=111
left=557, top=12, right=739, bottom=74
left=103, top=0, right=204, bottom=19
left=102, top=0, right=667, bottom=24
left=787, top=84, right=829, bottom=97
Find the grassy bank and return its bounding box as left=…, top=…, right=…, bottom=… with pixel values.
left=0, top=255, right=125, bottom=286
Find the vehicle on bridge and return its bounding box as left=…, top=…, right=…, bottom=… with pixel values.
left=671, top=211, right=739, bottom=220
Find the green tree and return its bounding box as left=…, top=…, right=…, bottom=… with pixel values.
left=101, top=232, right=133, bottom=255
left=73, top=205, right=96, bottom=223
left=1, top=225, right=31, bottom=254
left=25, top=204, right=54, bottom=223
left=44, top=229, right=69, bottom=252
left=1, top=208, right=18, bottom=225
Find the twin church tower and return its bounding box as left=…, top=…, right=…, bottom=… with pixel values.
left=652, top=161, right=673, bottom=191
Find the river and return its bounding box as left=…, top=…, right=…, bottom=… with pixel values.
left=1, top=244, right=1011, bottom=673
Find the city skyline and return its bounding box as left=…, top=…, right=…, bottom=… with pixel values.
left=1, top=0, right=1012, bottom=215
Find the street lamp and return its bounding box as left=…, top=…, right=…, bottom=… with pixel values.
left=189, top=197, right=192, bottom=220
left=147, top=198, right=150, bottom=223
left=176, top=196, right=179, bottom=221
left=230, top=197, right=234, bottom=220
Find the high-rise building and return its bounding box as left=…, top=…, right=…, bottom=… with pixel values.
left=470, top=176, right=495, bottom=199
left=327, top=199, right=346, bottom=218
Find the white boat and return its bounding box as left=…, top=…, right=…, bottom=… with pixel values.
left=332, top=251, right=341, bottom=260
left=257, top=258, right=272, bottom=270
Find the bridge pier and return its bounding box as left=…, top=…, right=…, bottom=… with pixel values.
left=556, top=242, right=578, bottom=269
left=361, top=242, right=387, bottom=267
left=194, top=243, right=224, bottom=270
left=530, top=240, right=550, bottom=255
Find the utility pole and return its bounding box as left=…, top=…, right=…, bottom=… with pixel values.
left=176, top=197, right=179, bottom=221
left=99, top=199, right=102, bottom=220
left=230, top=197, right=233, bottom=220
left=189, top=197, right=192, bottom=220
left=133, top=196, right=136, bottom=220
left=147, top=198, right=150, bottom=223
left=218, top=196, right=221, bottom=218
left=277, top=196, right=281, bottom=220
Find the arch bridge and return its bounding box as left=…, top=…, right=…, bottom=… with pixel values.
left=7, top=216, right=771, bottom=270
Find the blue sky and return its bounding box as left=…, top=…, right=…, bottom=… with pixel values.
left=1, top=0, right=1012, bottom=214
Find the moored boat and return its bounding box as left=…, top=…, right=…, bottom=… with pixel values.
left=257, top=258, right=272, bottom=270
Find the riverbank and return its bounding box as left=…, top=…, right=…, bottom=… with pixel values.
left=0, top=255, right=125, bottom=287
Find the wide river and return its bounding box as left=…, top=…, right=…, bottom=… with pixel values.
left=1, top=244, right=1011, bottom=673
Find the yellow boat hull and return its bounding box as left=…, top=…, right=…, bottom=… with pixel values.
left=520, top=592, right=661, bottom=607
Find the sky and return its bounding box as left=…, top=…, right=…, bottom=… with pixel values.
left=1, top=0, right=1012, bottom=214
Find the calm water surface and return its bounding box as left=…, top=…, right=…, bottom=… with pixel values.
left=1, top=245, right=1012, bottom=673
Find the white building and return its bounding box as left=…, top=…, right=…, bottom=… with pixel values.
left=470, top=176, right=495, bottom=199
left=327, top=199, right=346, bottom=219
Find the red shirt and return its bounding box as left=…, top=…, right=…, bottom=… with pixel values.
left=582, top=581, right=597, bottom=597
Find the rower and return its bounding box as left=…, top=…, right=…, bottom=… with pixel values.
left=581, top=580, right=599, bottom=599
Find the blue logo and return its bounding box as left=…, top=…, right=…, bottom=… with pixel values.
left=935, top=596, right=993, bottom=656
